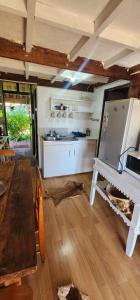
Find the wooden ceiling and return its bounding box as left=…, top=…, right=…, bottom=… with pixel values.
left=0, top=0, right=140, bottom=86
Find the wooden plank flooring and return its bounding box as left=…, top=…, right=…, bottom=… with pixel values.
left=25, top=173, right=140, bottom=300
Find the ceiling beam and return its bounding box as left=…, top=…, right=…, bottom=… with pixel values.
left=103, top=49, right=134, bottom=69
left=94, top=0, right=125, bottom=35
left=129, top=64, right=140, bottom=75
left=51, top=69, right=64, bottom=84
left=0, top=0, right=27, bottom=17
left=0, top=38, right=130, bottom=80
left=26, top=0, right=36, bottom=52
left=25, top=62, right=29, bottom=80
left=68, top=0, right=125, bottom=61
left=0, top=72, right=96, bottom=92
left=68, top=36, right=90, bottom=62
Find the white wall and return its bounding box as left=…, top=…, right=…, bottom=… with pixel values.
left=37, top=86, right=94, bottom=136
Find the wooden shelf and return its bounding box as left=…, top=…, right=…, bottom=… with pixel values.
left=96, top=180, right=132, bottom=225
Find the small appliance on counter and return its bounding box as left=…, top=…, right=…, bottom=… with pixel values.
left=125, top=150, right=140, bottom=179
left=86, top=128, right=91, bottom=136
left=72, top=131, right=86, bottom=138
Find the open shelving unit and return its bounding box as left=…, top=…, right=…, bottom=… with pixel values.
left=96, top=180, right=132, bottom=226
left=49, top=97, right=93, bottom=114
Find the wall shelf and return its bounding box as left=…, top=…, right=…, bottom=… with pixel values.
left=49, top=97, right=93, bottom=114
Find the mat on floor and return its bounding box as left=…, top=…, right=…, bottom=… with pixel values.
left=46, top=181, right=86, bottom=205
left=58, top=284, right=90, bottom=300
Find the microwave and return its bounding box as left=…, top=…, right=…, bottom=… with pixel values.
left=125, top=152, right=140, bottom=179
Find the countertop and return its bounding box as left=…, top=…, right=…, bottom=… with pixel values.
left=42, top=136, right=98, bottom=145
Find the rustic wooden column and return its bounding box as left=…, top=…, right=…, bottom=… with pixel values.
left=128, top=74, right=140, bottom=99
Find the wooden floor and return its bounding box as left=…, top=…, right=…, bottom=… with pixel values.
left=26, top=173, right=140, bottom=300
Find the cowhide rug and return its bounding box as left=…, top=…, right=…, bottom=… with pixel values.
left=46, top=181, right=86, bottom=206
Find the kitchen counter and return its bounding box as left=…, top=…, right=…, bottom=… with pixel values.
left=78, top=136, right=98, bottom=140
left=42, top=136, right=98, bottom=145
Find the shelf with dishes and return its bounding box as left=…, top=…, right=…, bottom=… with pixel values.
left=49, top=97, right=93, bottom=114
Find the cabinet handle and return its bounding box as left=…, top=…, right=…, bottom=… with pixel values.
left=69, top=150, right=70, bottom=156
left=74, top=149, right=75, bottom=156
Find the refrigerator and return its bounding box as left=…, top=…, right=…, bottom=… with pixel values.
left=98, top=98, right=140, bottom=171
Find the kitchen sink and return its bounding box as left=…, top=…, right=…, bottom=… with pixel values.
left=58, top=137, right=78, bottom=141
left=43, top=136, right=78, bottom=141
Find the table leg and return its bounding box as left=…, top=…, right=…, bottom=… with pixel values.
left=90, top=168, right=98, bottom=206
left=126, top=204, right=140, bottom=257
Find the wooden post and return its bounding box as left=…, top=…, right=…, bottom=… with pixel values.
left=128, top=74, right=140, bottom=99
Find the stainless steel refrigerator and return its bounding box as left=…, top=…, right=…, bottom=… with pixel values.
left=98, top=98, right=140, bottom=171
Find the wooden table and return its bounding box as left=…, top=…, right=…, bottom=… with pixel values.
left=0, top=160, right=37, bottom=286
left=90, top=158, right=140, bottom=257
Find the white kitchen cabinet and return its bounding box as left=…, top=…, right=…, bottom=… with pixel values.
left=43, top=142, right=74, bottom=177
left=42, top=139, right=97, bottom=178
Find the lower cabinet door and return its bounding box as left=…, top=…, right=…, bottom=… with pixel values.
left=43, top=143, right=74, bottom=177
left=73, top=141, right=96, bottom=173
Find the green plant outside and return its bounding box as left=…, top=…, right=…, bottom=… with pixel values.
left=6, top=107, right=31, bottom=141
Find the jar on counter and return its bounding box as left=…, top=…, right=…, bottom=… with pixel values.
left=86, top=128, right=90, bottom=136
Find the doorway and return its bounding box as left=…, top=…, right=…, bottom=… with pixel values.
left=5, top=99, right=32, bottom=156
left=2, top=81, right=38, bottom=158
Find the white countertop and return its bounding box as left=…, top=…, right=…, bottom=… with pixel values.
left=43, top=137, right=97, bottom=145
left=78, top=136, right=98, bottom=140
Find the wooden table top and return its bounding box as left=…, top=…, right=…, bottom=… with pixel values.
left=0, top=160, right=37, bottom=283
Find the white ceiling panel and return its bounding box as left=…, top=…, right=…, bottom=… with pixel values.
left=0, top=11, right=24, bottom=44
left=79, top=38, right=125, bottom=62
left=101, top=0, right=140, bottom=49
left=0, top=57, right=25, bottom=74
left=116, top=51, right=140, bottom=68
left=29, top=63, right=58, bottom=77
left=37, top=0, right=109, bottom=20
left=33, top=21, right=82, bottom=53
left=0, top=0, right=27, bottom=17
